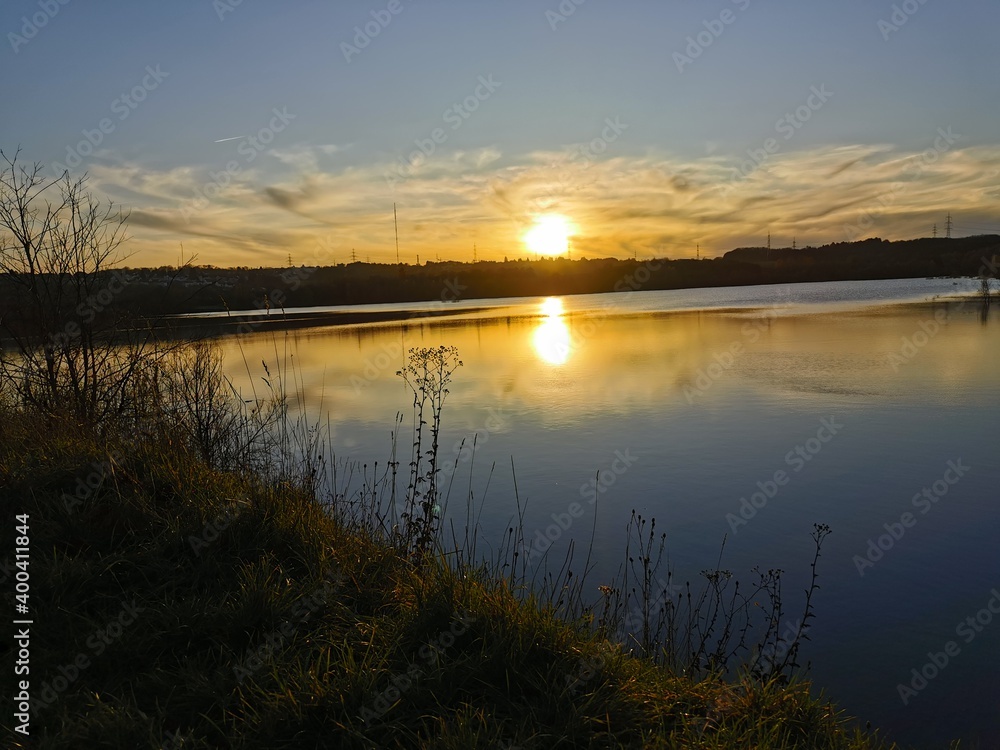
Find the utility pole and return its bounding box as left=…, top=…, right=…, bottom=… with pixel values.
left=945, top=213, right=953, bottom=239
left=393, top=203, right=400, bottom=263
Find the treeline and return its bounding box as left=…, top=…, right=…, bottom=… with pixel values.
left=2, top=235, right=997, bottom=319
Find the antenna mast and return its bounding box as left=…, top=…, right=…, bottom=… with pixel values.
left=393, top=203, right=400, bottom=263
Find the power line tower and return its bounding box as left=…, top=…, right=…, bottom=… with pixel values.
left=350, top=248, right=358, bottom=263
left=792, top=237, right=797, bottom=250
left=945, top=213, right=953, bottom=239
left=473, top=243, right=477, bottom=263
left=933, top=224, right=937, bottom=238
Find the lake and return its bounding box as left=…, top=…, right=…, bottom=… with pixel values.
left=213, top=277, right=999, bottom=748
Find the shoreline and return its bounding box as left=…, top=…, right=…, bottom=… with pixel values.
left=146, top=281, right=985, bottom=340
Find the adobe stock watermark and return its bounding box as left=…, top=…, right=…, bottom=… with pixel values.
left=896, top=587, right=1000, bottom=706
left=47, top=271, right=131, bottom=351
left=50, top=65, right=169, bottom=177
left=520, top=448, right=639, bottom=564
left=232, top=570, right=344, bottom=684
left=545, top=0, right=589, bottom=31
left=843, top=126, right=958, bottom=241
left=28, top=599, right=144, bottom=718
left=8, top=0, right=72, bottom=54
left=227, top=235, right=337, bottom=338
left=887, top=259, right=999, bottom=370
left=350, top=340, right=404, bottom=394
left=725, top=417, right=844, bottom=534
left=725, top=85, right=833, bottom=190
left=683, top=307, right=779, bottom=402
left=878, top=0, right=931, bottom=41
left=213, top=0, right=246, bottom=22
left=360, top=611, right=476, bottom=724
left=348, top=280, right=468, bottom=394
left=520, top=258, right=664, bottom=368
left=571, top=117, right=629, bottom=164
left=340, top=0, right=407, bottom=63
left=440, top=407, right=509, bottom=479
left=673, top=0, right=752, bottom=74
left=61, top=453, right=122, bottom=513
left=178, top=106, right=296, bottom=221
left=621, top=577, right=684, bottom=634
left=852, top=459, right=970, bottom=576
left=522, top=116, right=629, bottom=220
left=754, top=618, right=808, bottom=677
left=188, top=500, right=249, bottom=556
left=564, top=643, right=621, bottom=694
left=385, top=74, right=502, bottom=188
left=886, top=308, right=949, bottom=371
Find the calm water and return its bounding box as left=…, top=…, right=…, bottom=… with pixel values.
left=216, top=278, right=999, bottom=748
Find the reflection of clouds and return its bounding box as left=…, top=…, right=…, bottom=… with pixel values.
left=217, top=301, right=1000, bottom=440
left=83, top=141, right=1000, bottom=267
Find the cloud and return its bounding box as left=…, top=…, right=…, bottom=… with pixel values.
left=82, top=141, right=1000, bottom=266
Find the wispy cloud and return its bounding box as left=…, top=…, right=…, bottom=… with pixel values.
left=87, top=142, right=1000, bottom=267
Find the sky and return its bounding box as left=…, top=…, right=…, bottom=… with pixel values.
left=3, top=0, right=1000, bottom=267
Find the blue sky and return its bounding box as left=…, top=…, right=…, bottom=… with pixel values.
left=3, top=0, right=999, bottom=265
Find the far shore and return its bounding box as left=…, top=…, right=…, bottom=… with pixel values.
left=147, top=306, right=496, bottom=339
left=143, top=283, right=986, bottom=341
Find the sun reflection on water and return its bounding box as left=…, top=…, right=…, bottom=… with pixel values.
left=533, top=297, right=571, bottom=365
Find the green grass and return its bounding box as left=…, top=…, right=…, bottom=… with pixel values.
left=0, top=413, right=903, bottom=750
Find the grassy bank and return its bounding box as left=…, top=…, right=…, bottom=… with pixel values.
left=1, top=406, right=900, bottom=750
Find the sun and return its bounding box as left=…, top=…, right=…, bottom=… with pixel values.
left=524, top=214, right=573, bottom=256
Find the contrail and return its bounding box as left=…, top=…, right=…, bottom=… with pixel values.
left=214, top=136, right=246, bottom=143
